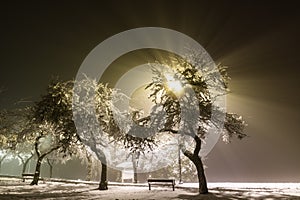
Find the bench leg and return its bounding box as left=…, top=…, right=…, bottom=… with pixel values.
left=149, top=183, right=151, bottom=190
left=173, top=184, right=175, bottom=191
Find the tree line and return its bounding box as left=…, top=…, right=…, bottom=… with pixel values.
left=0, top=53, right=246, bottom=194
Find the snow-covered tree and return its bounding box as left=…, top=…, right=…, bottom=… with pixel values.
left=29, top=80, right=80, bottom=185
left=73, top=76, right=160, bottom=188
left=144, top=53, right=247, bottom=194
left=73, top=77, right=122, bottom=190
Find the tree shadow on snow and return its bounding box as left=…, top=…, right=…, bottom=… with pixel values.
left=176, top=188, right=300, bottom=200
left=0, top=187, right=101, bottom=200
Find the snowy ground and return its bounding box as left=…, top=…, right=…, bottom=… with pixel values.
left=0, top=177, right=300, bottom=199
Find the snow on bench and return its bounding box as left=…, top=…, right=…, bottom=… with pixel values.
left=147, top=178, right=175, bottom=191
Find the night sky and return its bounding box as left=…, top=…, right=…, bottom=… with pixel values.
left=0, top=1, right=300, bottom=182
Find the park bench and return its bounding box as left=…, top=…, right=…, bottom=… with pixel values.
left=147, top=178, right=175, bottom=191
left=22, top=173, right=36, bottom=182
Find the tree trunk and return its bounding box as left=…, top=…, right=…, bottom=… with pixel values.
left=31, top=134, right=60, bottom=185
left=49, top=164, right=53, bottom=179
left=30, top=156, right=43, bottom=185
left=178, top=145, right=183, bottom=184
left=183, top=153, right=208, bottom=194
left=192, top=155, right=208, bottom=194
left=22, top=154, right=34, bottom=174
left=86, top=153, right=92, bottom=181
left=0, top=155, right=7, bottom=173
left=132, top=153, right=138, bottom=183
left=94, top=149, right=108, bottom=190
left=133, top=168, right=138, bottom=183
left=182, top=134, right=208, bottom=194
left=17, top=155, right=25, bottom=176
left=99, top=162, right=108, bottom=190
left=21, top=159, right=26, bottom=175
left=91, top=137, right=108, bottom=190
left=46, top=158, right=53, bottom=179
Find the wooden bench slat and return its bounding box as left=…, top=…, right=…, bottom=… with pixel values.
left=22, top=173, right=35, bottom=176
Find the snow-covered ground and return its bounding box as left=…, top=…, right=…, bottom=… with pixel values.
left=0, top=177, right=300, bottom=199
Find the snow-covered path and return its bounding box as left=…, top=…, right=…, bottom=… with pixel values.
left=0, top=178, right=300, bottom=199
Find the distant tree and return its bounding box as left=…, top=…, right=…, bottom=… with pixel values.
left=0, top=107, right=34, bottom=175
left=15, top=142, right=35, bottom=176
left=76, top=145, right=100, bottom=181
left=125, top=110, right=157, bottom=183
left=0, top=150, right=8, bottom=173
left=145, top=53, right=247, bottom=194
left=46, top=158, right=54, bottom=178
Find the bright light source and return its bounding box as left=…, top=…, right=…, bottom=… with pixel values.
left=165, top=74, right=184, bottom=95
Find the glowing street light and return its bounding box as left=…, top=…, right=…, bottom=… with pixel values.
left=164, top=74, right=184, bottom=96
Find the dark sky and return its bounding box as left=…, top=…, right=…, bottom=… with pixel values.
left=0, top=0, right=300, bottom=182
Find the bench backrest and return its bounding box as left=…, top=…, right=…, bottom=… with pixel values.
left=148, top=179, right=175, bottom=183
